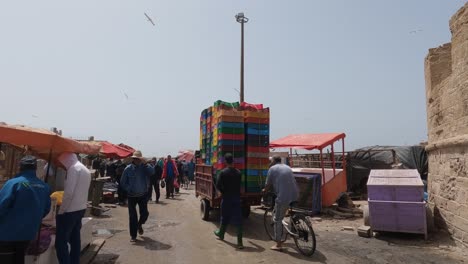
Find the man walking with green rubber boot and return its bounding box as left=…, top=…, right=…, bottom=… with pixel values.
left=213, top=153, right=244, bottom=249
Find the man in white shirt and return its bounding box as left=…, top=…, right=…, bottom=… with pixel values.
left=263, top=156, right=299, bottom=251
left=55, top=152, right=91, bottom=264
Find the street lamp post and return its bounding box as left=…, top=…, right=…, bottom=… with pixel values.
left=235, top=12, right=249, bottom=103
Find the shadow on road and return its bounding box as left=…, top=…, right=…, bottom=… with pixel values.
left=91, top=253, right=120, bottom=264
left=373, top=230, right=457, bottom=249
left=150, top=201, right=168, bottom=206
left=206, top=209, right=277, bottom=242
left=134, top=236, right=172, bottom=251
left=94, top=214, right=113, bottom=219
left=220, top=240, right=266, bottom=253
left=282, top=242, right=327, bottom=263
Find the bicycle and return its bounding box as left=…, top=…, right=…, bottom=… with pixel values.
left=263, top=193, right=316, bottom=256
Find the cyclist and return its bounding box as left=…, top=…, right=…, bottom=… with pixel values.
left=263, top=155, right=299, bottom=251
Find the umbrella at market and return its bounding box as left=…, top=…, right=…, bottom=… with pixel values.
left=177, top=150, right=195, bottom=161
left=117, top=143, right=136, bottom=153
left=99, top=141, right=134, bottom=159
left=0, top=123, right=100, bottom=158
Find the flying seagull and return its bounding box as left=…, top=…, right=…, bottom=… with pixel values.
left=144, top=13, right=155, bottom=26
left=123, top=91, right=129, bottom=100
left=409, top=29, right=423, bottom=34
left=32, top=114, right=39, bottom=118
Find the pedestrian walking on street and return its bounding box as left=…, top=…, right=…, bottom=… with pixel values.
left=120, top=151, right=154, bottom=243
left=213, top=153, right=244, bottom=249
left=148, top=158, right=162, bottom=203
left=92, top=156, right=102, bottom=175
left=106, top=158, right=117, bottom=178
left=188, top=159, right=195, bottom=185
left=162, top=155, right=179, bottom=199
left=175, top=159, right=183, bottom=193
left=115, top=160, right=128, bottom=206
left=99, top=157, right=106, bottom=178
left=55, top=152, right=92, bottom=264
left=0, top=156, right=51, bottom=264
left=263, top=156, right=299, bottom=251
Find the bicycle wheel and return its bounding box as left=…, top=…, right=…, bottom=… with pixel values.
left=291, top=214, right=316, bottom=256
left=263, top=208, right=287, bottom=242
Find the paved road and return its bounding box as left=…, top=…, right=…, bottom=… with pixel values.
left=92, top=188, right=465, bottom=264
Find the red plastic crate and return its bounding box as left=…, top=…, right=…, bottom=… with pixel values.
left=218, top=133, right=245, bottom=141
left=246, top=158, right=270, bottom=165
left=244, top=117, right=269, bottom=124
left=215, top=163, right=246, bottom=170
left=247, top=147, right=269, bottom=153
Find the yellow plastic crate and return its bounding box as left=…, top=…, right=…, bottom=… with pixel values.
left=215, top=109, right=244, bottom=118
left=243, top=111, right=270, bottom=118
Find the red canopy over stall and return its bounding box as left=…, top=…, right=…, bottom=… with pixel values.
left=100, top=142, right=134, bottom=159
left=270, top=133, right=346, bottom=150
left=270, top=133, right=347, bottom=207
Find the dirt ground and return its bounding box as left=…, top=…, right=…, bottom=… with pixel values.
left=90, top=188, right=466, bottom=264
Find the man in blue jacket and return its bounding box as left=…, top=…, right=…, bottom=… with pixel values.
left=120, top=151, right=154, bottom=243
left=0, top=156, right=51, bottom=264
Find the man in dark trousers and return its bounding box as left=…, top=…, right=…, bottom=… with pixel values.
left=106, top=158, right=116, bottom=178
left=175, top=159, right=183, bottom=194
left=120, top=151, right=154, bottom=243
left=162, top=155, right=179, bottom=199
left=115, top=160, right=127, bottom=205
left=55, top=152, right=92, bottom=264
left=0, top=156, right=51, bottom=264
left=213, top=153, right=244, bottom=249
left=148, top=158, right=162, bottom=203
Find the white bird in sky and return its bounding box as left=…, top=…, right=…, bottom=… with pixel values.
left=144, top=13, right=156, bottom=26
left=123, top=91, right=129, bottom=100
left=409, top=29, right=423, bottom=34
left=32, top=114, right=39, bottom=118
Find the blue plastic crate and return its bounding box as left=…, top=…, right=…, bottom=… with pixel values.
left=246, top=128, right=270, bottom=135
left=217, top=122, right=244, bottom=128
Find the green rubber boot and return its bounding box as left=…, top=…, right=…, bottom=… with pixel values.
left=237, top=226, right=244, bottom=249
left=214, top=224, right=227, bottom=240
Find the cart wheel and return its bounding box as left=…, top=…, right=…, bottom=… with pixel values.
left=363, top=205, right=370, bottom=226
left=200, top=199, right=211, bottom=221
left=242, top=205, right=251, bottom=218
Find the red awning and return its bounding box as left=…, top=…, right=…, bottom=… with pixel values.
left=100, top=142, right=134, bottom=158
left=270, top=133, right=346, bottom=150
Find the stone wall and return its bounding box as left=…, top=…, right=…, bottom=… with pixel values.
left=425, top=3, right=468, bottom=247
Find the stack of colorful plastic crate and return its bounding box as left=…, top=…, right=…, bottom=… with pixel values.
left=212, top=101, right=245, bottom=188
left=200, top=108, right=207, bottom=160
left=242, top=104, right=270, bottom=193
left=200, top=107, right=214, bottom=164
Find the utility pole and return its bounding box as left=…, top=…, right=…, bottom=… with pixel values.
left=236, top=13, right=249, bottom=103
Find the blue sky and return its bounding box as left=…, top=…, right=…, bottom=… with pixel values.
left=0, top=1, right=465, bottom=157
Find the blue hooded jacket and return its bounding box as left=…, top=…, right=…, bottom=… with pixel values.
left=0, top=170, right=51, bottom=241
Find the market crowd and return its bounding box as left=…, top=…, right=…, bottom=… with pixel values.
left=0, top=150, right=196, bottom=263
left=0, top=149, right=298, bottom=263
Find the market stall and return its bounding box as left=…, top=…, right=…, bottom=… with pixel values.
left=0, top=123, right=100, bottom=264
left=270, top=133, right=347, bottom=207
